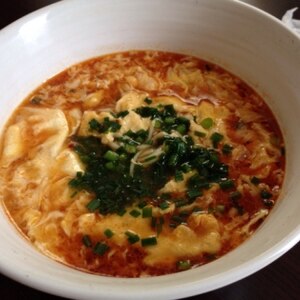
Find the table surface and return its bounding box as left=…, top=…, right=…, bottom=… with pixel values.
left=0, top=1, right=299, bottom=299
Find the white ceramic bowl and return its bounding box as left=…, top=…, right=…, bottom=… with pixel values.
left=0, top=0, right=299, bottom=299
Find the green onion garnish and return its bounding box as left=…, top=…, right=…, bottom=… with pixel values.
left=154, top=119, right=162, bottom=128
left=176, top=124, right=187, bottom=135
left=177, top=260, right=191, bottom=270
left=144, top=97, right=153, bottom=105
left=124, top=144, right=137, bottom=154
left=222, top=144, right=233, bottom=155
left=174, top=170, right=184, bottom=182
left=125, top=231, right=140, bottom=244
left=117, top=208, right=127, bottom=216
left=129, top=209, right=141, bottom=218
left=194, top=131, right=206, bottom=137
left=141, top=236, right=157, bottom=247
left=251, top=176, right=261, bottom=185
left=187, top=188, right=202, bottom=199
left=159, top=201, right=170, bottom=210
left=138, top=201, right=147, bottom=209
left=142, top=206, right=152, bottom=218
left=260, top=190, right=272, bottom=199
left=86, top=198, right=101, bottom=212
left=174, top=199, right=188, bottom=208
left=104, top=229, right=114, bottom=238
left=219, top=179, right=234, bottom=190
left=164, top=117, right=176, bottom=125
left=229, top=191, right=241, bottom=201
left=93, top=242, right=110, bottom=256
left=82, top=235, right=92, bottom=247
left=181, top=162, right=192, bottom=173
left=200, top=118, right=213, bottom=129
left=210, top=132, right=224, bottom=148
left=168, top=154, right=179, bottom=166
left=104, top=150, right=119, bottom=161
left=105, top=161, right=116, bottom=170
left=116, top=110, right=129, bottom=118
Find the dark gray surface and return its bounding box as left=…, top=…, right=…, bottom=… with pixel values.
left=241, top=0, right=300, bottom=18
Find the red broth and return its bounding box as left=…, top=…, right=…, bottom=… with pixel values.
left=0, top=51, right=285, bottom=277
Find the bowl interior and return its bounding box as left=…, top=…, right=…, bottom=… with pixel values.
left=0, top=0, right=300, bottom=299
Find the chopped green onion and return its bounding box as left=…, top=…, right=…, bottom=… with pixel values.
left=177, top=260, right=191, bottom=270
left=194, top=131, right=206, bottom=137
left=117, top=208, right=127, bottom=216
left=229, top=191, right=242, bottom=201
left=93, top=242, right=110, bottom=256
left=200, top=118, right=213, bottom=129
left=138, top=201, right=147, bottom=208
left=187, top=188, right=202, bottom=199
left=160, top=193, right=171, bottom=200
left=89, top=117, right=121, bottom=133
left=105, top=161, right=116, bottom=170
left=86, top=198, right=101, bottom=212
left=260, top=190, right=272, bottom=199
left=141, top=236, right=157, bottom=247
left=177, top=116, right=190, bottom=124
left=144, top=97, right=153, bottom=105
left=88, top=119, right=101, bottom=131
left=176, top=124, right=187, bottom=135
left=219, top=179, right=234, bottom=190
left=210, top=132, right=224, bottom=148
left=164, top=117, right=176, bottom=124
left=119, top=153, right=128, bottom=161
left=104, top=229, right=114, bottom=238
left=129, top=209, right=141, bottom=218
left=82, top=235, right=92, bottom=247
left=124, top=144, right=137, bottom=154
left=209, top=151, right=219, bottom=163
left=174, top=199, right=188, bottom=208
left=251, top=176, right=261, bottom=185
left=174, top=170, right=184, bottom=182
left=104, top=150, right=119, bottom=161
left=116, top=110, right=129, bottom=118
left=168, top=154, right=179, bottom=166
left=135, top=106, right=160, bottom=119
left=125, top=231, right=140, bottom=244
left=154, top=119, right=162, bottom=128
left=142, top=206, right=152, bottom=218
left=222, top=144, right=233, bottom=155
left=159, top=201, right=170, bottom=210
left=181, top=162, right=192, bottom=173
left=171, top=215, right=184, bottom=224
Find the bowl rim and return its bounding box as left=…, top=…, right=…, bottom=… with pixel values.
left=0, top=0, right=300, bottom=299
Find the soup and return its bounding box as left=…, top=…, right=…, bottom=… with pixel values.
left=0, top=51, right=285, bottom=277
